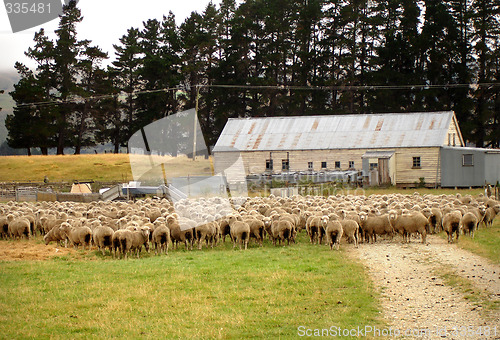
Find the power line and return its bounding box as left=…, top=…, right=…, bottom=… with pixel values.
left=13, top=86, right=182, bottom=108
left=202, top=83, right=499, bottom=91
left=9, top=82, right=500, bottom=108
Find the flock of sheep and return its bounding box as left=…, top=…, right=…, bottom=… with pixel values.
left=0, top=191, right=499, bottom=258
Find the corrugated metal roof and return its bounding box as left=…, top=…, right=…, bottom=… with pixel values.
left=362, top=150, right=396, bottom=159
left=213, top=111, right=457, bottom=152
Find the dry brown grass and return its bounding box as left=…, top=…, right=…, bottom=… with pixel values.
left=0, top=239, right=77, bottom=261
left=0, top=153, right=213, bottom=183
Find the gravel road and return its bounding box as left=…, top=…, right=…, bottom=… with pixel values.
left=348, top=235, right=500, bottom=339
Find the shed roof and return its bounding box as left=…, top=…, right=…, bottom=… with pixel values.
left=213, top=111, right=458, bottom=152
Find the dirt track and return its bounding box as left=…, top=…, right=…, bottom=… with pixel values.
left=349, top=235, right=500, bottom=339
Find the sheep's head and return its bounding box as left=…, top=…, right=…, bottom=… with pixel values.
left=320, top=215, right=329, bottom=226
left=166, top=215, right=177, bottom=224
left=328, top=213, right=339, bottom=222
left=421, top=208, right=431, bottom=218
left=388, top=211, right=398, bottom=223
left=262, top=217, right=272, bottom=228
left=141, top=226, right=151, bottom=237
left=59, top=222, right=71, bottom=233
left=359, top=212, right=368, bottom=222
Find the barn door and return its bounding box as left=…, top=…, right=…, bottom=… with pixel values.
left=378, top=158, right=390, bottom=185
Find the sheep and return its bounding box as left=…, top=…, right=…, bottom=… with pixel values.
left=130, top=226, right=151, bottom=258
left=112, top=228, right=134, bottom=259
left=483, top=205, right=500, bottom=227
left=218, top=217, right=231, bottom=242
left=92, top=225, right=115, bottom=255
left=152, top=225, right=171, bottom=255
left=243, top=216, right=265, bottom=246
left=325, top=219, right=343, bottom=250
left=262, top=216, right=273, bottom=240
left=228, top=215, right=250, bottom=250
left=43, top=225, right=66, bottom=246
left=40, top=216, right=66, bottom=234
left=194, top=221, right=218, bottom=250
left=465, top=205, right=486, bottom=228
left=422, top=207, right=443, bottom=233
left=305, top=215, right=328, bottom=245
left=460, top=212, right=478, bottom=238
left=389, top=211, right=428, bottom=244
left=270, top=218, right=293, bottom=246
left=0, top=215, right=9, bottom=239
left=339, top=219, right=360, bottom=248
left=168, top=216, right=194, bottom=250
left=7, top=214, right=31, bottom=239
left=358, top=212, right=394, bottom=243
left=442, top=211, right=462, bottom=243
left=59, top=222, right=92, bottom=250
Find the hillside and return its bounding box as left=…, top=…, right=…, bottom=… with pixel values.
left=0, top=153, right=213, bottom=183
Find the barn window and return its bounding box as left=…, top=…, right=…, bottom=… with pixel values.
left=308, top=162, right=314, bottom=170
left=282, top=160, right=289, bottom=171
left=335, top=161, right=341, bottom=169
left=348, top=161, right=355, bottom=169
left=462, top=154, right=473, bottom=166
left=266, top=159, right=273, bottom=170
left=412, top=156, right=421, bottom=168
left=321, top=161, right=327, bottom=169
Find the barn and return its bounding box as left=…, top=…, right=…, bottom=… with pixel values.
left=212, top=111, right=500, bottom=188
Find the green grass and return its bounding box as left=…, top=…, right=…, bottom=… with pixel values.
left=430, top=264, right=499, bottom=318
left=0, top=234, right=384, bottom=339
left=430, top=219, right=500, bottom=319
left=439, top=219, right=500, bottom=264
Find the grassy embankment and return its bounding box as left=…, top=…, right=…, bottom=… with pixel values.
left=0, top=154, right=213, bottom=183
left=0, top=232, right=383, bottom=339
left=442, top=219, right=500, bottom=264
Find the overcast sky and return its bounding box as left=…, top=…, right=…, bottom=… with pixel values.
left=0, top=0, right=222, bottom=72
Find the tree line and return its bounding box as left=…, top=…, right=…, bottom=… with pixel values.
left=6, top=0, right=500, bottom=155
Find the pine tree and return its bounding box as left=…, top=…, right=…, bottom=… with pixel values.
left=73, top=45, right=108, bottom=154
left=6, top=63, right=55, bottom=155
left=51, top=0, right=88, bottom=154
left=470, top=0, right=500, bottom=147
left=111, top=27, right=142, bottom=146
left=8, top=28, right=57, bottom=155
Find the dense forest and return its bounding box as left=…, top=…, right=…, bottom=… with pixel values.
left=5, top=0, right=500, bottom=155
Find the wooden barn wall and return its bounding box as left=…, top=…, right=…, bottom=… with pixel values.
left=214, top=147, right=442, bottom=186
left=215, top=149, right=366, bottom=175
left=394, top=147, right=441, bottom=186
left=445, top=117, right=464, bottom=147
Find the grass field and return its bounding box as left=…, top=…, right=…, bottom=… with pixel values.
left=0, top=153, right=498, bottom=338
left=441, top=220, right=500, bottom=264
left=0, top=234, right=384, bottom=339
left=0, top=154, right=213, bottom=183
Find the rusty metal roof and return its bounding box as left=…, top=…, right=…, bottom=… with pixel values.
left=213, top=111, right=457, bottom=152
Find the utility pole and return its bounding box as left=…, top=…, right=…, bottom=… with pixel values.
left=193, top=85, right=200, bottom=161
